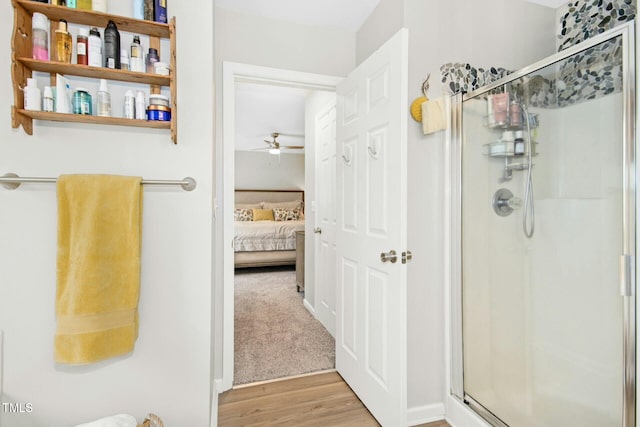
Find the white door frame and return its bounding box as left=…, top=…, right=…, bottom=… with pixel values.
left=218, top=62, right=343, bottom=391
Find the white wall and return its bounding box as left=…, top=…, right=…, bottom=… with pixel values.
left=356, top=0, right=557, bottom=414
left=235, top=151, right=305, bottom=190
left=213, top=7, right=354, bottom=381
left=356, top=0, right=404, bottom=65
left=0, top=1, right=214, bottom=426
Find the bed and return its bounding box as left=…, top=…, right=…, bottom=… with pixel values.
left=234, top=190, right=305, bottom=268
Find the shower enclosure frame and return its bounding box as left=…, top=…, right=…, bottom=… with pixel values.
left=449, top=22, right=636, bottom=427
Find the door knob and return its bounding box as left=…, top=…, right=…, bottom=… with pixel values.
left=380, top=250, right=397, bottom=263
left=402, top=250, right=413, bottom=264
left=314, top=227, right=322, bottom=234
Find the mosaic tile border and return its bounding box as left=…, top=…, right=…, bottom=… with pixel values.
left=558, top=0, right=635, bottom=52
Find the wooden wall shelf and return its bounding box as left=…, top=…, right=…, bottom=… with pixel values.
left=11, top=0, right=178, bottom=143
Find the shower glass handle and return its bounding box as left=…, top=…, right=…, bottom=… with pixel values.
left=620, top=255, right=635, bottom=297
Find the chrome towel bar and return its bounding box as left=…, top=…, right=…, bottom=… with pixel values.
left=0, top=173, right=197, bottom=191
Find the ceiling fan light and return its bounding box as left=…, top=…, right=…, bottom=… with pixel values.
left=269, top=148, right=280, bottom=155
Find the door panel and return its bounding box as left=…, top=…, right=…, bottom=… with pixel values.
left=335, top=28, right=409, bottom=427
left=316, top=102, right=337, bottom=335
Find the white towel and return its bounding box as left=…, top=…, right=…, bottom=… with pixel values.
left=421, top=97, right=447, bottom=134
left=74, top=414, right=137, bottom=427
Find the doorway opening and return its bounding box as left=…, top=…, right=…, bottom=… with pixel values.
left=218, top=62, right=342, bottom=390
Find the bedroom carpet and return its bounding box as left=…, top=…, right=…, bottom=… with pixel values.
left=234, top=267, right=335, bottom=385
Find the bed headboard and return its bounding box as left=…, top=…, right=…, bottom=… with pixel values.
left=235, top=189, right=304, bottom=207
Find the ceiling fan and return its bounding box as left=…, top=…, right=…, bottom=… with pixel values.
left=256, top=132, right=304, bottom=155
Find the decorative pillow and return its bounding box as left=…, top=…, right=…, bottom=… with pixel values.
left=273, top=208, right=302, bottom=221
left=262, top=200, right=303, bottom=211
left=252, top=208, right=274, bottom=221
left=234, top=208, right=253, bottom=222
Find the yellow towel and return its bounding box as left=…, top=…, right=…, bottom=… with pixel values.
left=421, top=97, right=448, bottom=135
left=56, top=174, right=143, bottom=365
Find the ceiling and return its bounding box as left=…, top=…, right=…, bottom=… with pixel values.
left=215, top=0, right=382, bottom=32
left=235, top=82, right=307, bottom=153
left=229, top=0, right=567, bottom=154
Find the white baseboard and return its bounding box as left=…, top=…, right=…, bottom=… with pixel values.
left=303, top=299, right=316, bottom=317
left=445, top=395, right=491, bottom=427
left=407, top=403, right=445, bottom=426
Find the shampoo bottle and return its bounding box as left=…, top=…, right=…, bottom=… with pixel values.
left=55, top=19, right=72, bottom=63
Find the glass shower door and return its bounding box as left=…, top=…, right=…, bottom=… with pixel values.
left=459, top=26, right=634, bottom=427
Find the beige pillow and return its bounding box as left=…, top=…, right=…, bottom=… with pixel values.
left=236, top=202, right=263, bottom=209
left=262, top=200, right=303, bottom=211
left=252, top=208, right=274, bottom=221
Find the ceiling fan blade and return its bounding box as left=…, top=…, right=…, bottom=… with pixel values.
left=280, top=145, right=305, bottom=149
left=276, top=133, right=305, bottom=138
left=251, top=147, right=271, bottom=151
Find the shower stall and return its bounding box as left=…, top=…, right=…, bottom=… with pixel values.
left=450, top=23, right=635, bottom=426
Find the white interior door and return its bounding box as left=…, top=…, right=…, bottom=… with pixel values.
left=335, top=28, right=409, bottom=427
left=315, top=102, right=337, bottom=336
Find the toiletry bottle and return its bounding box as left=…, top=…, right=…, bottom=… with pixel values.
left=146, top=47, right=159, bottom=73
left=104, top=20, right=121, bottom=69
left=51, top=0, right=66, bottom=5
left=135, top=90, right=146, bottom=120
left=24, top=78, right=41, bottom=111
left=55, top=20, right=72, bottom=63
left=92, top=0, right=107, bottom=12
left=73, top=88, right=92, bottom=115
left=124, top=90, right=135, bottom=119
left=130, top=35, right=143, bottom=72
left=514, top=131, right=525, bottom=156
left=144, top=0, right=154, bottom=20
left=77, top=0, right=91, bottom=10
left=97, top=79, right=111, bottom=117
left=76, top=28, right=88, bottom=65
left=67, top=0, right=76, bottom=8
left=486, top=94, right=495, bottom=127
left=43, top=86, right=54, bottom=112
left=154, top=0, right=167, bottom=23
left=32, top=13, right=49, bottom=61
left=88, top=27, right=102, bottom=67
left=120, top=48, right=130, bottom=71
left=133, top=0, right=144, bottom=19
left=509, top=100, right=522, bottom=128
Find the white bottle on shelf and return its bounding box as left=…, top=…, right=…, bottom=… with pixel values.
left=92, top=0, right=108, bottom=13
left=24, top=78, right=42, bottom=111
left=88, top=27, right=102, bottom=67
left=97, top=79, right=111, bottom=117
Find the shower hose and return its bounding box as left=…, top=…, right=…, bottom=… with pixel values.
left=521, top=103, right=535, bottom=238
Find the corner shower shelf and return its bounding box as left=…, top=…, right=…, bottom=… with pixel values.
left=11, top=0, right=178, bottom=143
left=485, top=141, right=538, bottom=158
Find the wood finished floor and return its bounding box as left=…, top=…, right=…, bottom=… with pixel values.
left=218, top=371, right=451, bottom=426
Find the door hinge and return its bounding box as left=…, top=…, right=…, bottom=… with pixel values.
left=402, top=250, right=413, bottom=264
left=620, top=255, right=635, bottom=297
